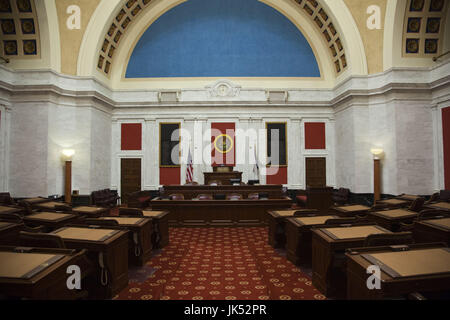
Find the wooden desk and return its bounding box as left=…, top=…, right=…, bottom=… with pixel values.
left=267, top=209, right=319, bottom=248
left=160, top=184, right=285, bottom=200
left=0, top=246, right=92, bottom=300
left=333, top=205, right=372, bottom=217
left=99, top=217, right=152, bottom=266
left=72, top=206, right=110, bottom=218
left=0, top=222, right=23, bottom=246
left=413, top=217, right=450, bottom=245
left=0, top=206, right=23, bottom=215
left=312, top=224, right=391, bottom=297
left=397, top=194, right=421, bottom=201
left=23, top=212, right=80, bottom=232
left=52, top=226, right=129, bottom=299
left=33, top=201, right=71, bottom=212
left=369, top=209, right=418, bottom=231
left=204, top=171, right=243, bottom=185
left=346, top=244, right=450, bottom=300
left=285, top=215, right=339, bottom=266
left=142, top=210, right=169, bottom=248
left=22, top=197, right=51, bottom=205
left=151, top=198, right=293, bottom=227
left=427, top=202, right=450, bottom=211
left=377, top=199, right=410, bottom=208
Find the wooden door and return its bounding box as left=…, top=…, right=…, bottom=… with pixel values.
left=121, top=158, right=141, bottom=204
left=306, top=157, right=326, bottom=187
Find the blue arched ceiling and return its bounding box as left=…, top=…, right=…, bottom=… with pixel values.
left=125, top=0, right=321, bottom=78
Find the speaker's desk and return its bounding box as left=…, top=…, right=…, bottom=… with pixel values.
left=151, top=198, right=293, bottom=227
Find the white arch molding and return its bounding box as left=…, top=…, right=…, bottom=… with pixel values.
left=77, top=0, right=368, bottom=89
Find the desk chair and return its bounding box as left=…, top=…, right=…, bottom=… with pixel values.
left=18, top=200, right=36, bottom=215
left=408, top=197, right=425, bottom=212
left=324, top=217, right=358, bottom=225
left=247, top=193, right=259, bottom=200
left=55, top=204, right=73, bottom=213
left=363, top=232, right=414, bottom=247
left=169, top=194, right=184, bottom=200
left=19, top=231, right=66, bottom=249
left=0, top=213, right=45, bottom=233
left=425, top=193, right=439, bottom=204
left=119, top=208, right=144, bottom=217
left=0, top=192, right=16, bottom=206
left=197, top=194, right=213, bottom=200
left=400, top=209, right=448, bottom=231
left=226, top=193, right=243, bottom=201
left=84, top=219, right=119, bottom=227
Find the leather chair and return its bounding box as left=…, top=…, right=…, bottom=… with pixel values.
left=0, top=192, right=16, bottom=206
left=333, top=188, right=350, bottom=205
left=247, top=193, right=259, bottom=200
left=19, top=231, right=66, bottom=249
left=226, top=193, right=243, bottom=201
left=364, top=232, right=414, bottom=247
left=197, top=194, right=213, bottom=201
left=84, top=219, right=119, bottom=227
left=440, top=190, right=450, bottom=202
left=324, top=217, right=358, bottom=225
left=408, top=197, right=425, bottom=212
left=55, top=204, right=73, bottom=213
left=400, top=209, right=448, bottom=231
left=119, top=207, right=144, bottom=217
left=425, top=192, right=440, bottom=204
left=418, top=209, right=448, bottom=220
left=258, top=192, right=269, bottom=200
left=370, top=203, right=390, bottom=211
left=18, top=200, right=36, bottom=216
left=169, top=194, right=184, bottom=200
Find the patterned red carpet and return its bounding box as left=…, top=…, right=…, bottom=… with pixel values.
left=114, top=227, right=326, bottom=300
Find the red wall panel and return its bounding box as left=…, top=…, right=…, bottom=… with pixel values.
left=443, top=107, right=450, bottom=189
left=121, top=123, right=142, bottom=150
left=211, top=122, right=236, bottom=167
left=266, top=167, right=287, bottom=185
left=160, top=167, right=180, bottom=185
left=305, top=122, right=326, bottom=149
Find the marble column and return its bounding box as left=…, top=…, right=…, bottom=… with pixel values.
left=144, top=118, right=158, bottom=189
left=288, top=118, right=302, bottom=189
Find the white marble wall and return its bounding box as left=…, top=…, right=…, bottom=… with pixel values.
left=8, top=101, right=112, bottom=197
left=394, top=101, right=435, bottom=194
left=1, top=61, right=449, bottom=196
left=9, top=102, right=50, bottom=197
left=0, top=104, right=11, bottom=192
left=90, top=108, right=112, bottom=192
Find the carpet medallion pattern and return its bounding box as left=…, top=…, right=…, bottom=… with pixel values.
left=114, top=227, right=326, bottom=300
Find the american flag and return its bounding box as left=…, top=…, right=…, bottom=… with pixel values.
left=186, top=148, right=194, bottom=183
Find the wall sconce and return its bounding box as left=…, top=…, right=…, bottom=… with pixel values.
left=370, top=148, right=384, bottom=160
left=62, top=149, right=75, bottom=204
left=62, top=149, right=75, bottom=161
left=371, top=148, right=384, bottom=203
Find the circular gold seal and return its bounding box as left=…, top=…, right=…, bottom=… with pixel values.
left=214, top=134, right=233, bottom=154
